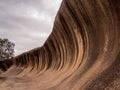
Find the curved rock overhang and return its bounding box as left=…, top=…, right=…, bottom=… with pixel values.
left=0, top=0, right=120, bottom=90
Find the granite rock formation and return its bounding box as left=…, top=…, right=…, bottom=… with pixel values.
left=0, top=0, right=120, bottom=90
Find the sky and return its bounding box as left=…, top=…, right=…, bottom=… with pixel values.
left=0, top=0, right=62, bottom=56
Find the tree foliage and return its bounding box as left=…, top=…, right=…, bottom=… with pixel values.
left=0, top=38, right=15, bottom=61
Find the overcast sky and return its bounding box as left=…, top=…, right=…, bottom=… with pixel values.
left=0, top=0, right=62, bottom=56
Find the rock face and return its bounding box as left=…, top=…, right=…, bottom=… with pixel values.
left=0, top=0, right=120, bottom=90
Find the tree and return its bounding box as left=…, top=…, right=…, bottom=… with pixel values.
left=0, top=38, right=15, bottom=61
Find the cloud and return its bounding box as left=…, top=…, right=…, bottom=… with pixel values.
left=0, top=0, right=62, bottom=55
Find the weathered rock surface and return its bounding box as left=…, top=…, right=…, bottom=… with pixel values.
left=0, top=0, right=120, bottom=90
